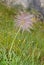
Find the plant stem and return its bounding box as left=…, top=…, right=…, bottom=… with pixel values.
left=9, top=27, right=21, bottom=60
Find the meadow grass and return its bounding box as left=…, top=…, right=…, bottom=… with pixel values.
left=0, top=3, right=44, bottom=65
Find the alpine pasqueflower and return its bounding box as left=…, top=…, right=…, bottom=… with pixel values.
left=15, top=12, right=35, bottom=32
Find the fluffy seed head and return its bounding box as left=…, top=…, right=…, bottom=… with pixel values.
left=15, top=12, right=35, bottom=32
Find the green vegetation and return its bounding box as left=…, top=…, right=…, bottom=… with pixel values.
left=0, top=3, right=44, bottom=65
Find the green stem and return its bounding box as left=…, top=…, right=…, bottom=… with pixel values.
left=9, top=27, right=21, bottom=59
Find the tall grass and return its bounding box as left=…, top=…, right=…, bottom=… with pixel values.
left=0, top=3, right=44, bottom=65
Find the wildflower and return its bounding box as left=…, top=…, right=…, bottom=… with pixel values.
left=15, top=12, right=35, bottom=32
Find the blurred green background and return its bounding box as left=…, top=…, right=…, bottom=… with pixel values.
left=0, top=3, right=44, bottom=65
